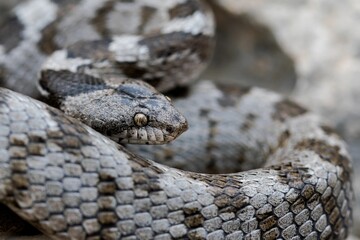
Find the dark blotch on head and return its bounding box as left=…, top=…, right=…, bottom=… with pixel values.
left=169, top=0, right=201, bottom=19
left=116, top=81, right=156, bottom=99
left=0, top=15, right=24, bottom=53
left=217, top=85, right=251, bottom=108
left=273, top=99, right=307, bottom=122
left=295, top=139, right=352, bottom=182
left=40, top=70, right=109, bottom=99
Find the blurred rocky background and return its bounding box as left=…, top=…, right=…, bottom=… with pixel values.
left=203, top=0, right=360, bottom=237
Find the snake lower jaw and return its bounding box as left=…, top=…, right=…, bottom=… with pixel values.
left=112, top=125, right=188, bottom=145
left=118, top=138, right=174, bottom=145
left=116, top=135, right=175, bottom=145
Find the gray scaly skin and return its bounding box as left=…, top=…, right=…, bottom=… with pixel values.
left=0, top=0, right=209, bottom=144
left=0, top=84, right=354, bottom=239
left=33, top=0, right=213, bottom=145
left=0, top=0, right=214, bottom=98
left=0, top=0, right=355, bottom=239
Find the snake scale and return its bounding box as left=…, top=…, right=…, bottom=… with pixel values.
left=0, top=0, right=354, bottom=239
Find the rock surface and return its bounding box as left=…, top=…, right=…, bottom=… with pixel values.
left=205, top=0, right=360, bottom=237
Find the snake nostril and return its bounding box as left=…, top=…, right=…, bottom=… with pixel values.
left=166, top=126, right=174, bottom=133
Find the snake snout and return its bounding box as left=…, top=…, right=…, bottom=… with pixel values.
left=163, top=114, right=189, bottom=143
left=165, top=113, right=188, bottom=140
left=146, top=111, right=188, bottom=145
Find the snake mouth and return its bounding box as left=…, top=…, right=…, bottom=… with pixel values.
left=111, top=125, right=187, bottom=145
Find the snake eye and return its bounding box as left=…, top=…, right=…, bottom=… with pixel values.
left=134, top=113, right=148, bottom=127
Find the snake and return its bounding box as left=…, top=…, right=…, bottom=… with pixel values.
left=0, top=0, right=354, bottom=239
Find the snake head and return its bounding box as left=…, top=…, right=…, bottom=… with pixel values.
left=39, top=70, right=188, bottom=144
left=106, top=80, right=189, bottom=144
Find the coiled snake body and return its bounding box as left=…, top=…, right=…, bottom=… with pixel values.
left=0, top=0, right=354, bottom=239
